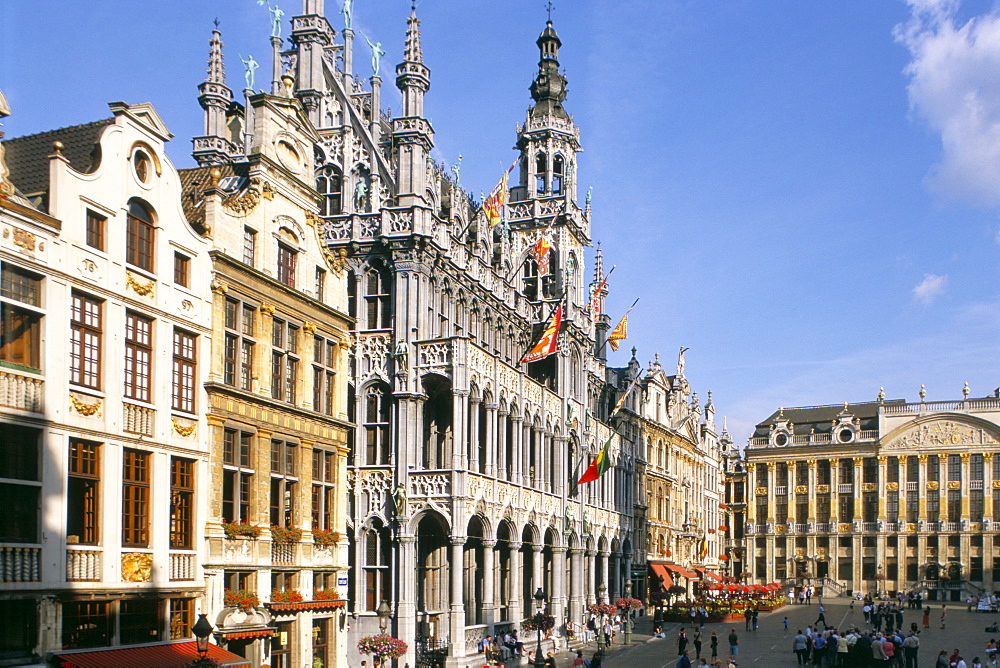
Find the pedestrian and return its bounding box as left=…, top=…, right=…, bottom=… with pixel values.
left=923, top=607, right=931, bottom=629
left=793, top=629, right=809, bottom=666
left=785, top=616, right=790, bottom=632
left=940, top=605, right=947, bottom=630
left=902, top=632, right=920, bottom=668
left=936, top=651, right=950, bottom=668
left=710, top=630, right=719, bottom=660
left=871, top=636, right=887, bottom=666
left=752, top=608, right=759, bottom=631
left=813, top=633, right=827, bottom=666
left=973, top=658, right=984, bottom=668
left=678, top=627, right=688, bottom=655
left=728, top=629, right=739, bottom=663
left=677, top=649, right=692, bottom=668
left=745, top=608, right=752, bottom=631
left=573, top=651, right=587, bottom=667
left=817, top=604, right=827, bottom=628
left=544, top=651, right=557, bottom=668
left=694, top=628, right=703, bottom=660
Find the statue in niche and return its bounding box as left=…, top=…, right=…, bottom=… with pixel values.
left=394, top=340, right=408, bottom=371
left=354, top=179, right=368, bottom=210
left=564, top=505, right=574, bottom=532
left=583, top=510, right=591, bottom=536
left=392, top=483, right=408, bottom=516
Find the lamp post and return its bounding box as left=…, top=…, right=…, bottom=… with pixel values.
left=596, top=583, right=608, bottom=655
left=190, top=614, right=217, bottom=667
left=374, top=600, right=391, bottom=668
left=533, top=588, right=547, bottom=668
left=622, top=580, right=632, bottom=646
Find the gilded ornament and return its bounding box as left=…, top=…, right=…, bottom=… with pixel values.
left=121, top=552, right=153, bottom=582
left=223, top=179, right=262, bottom=216
left=906, top=523, right=917, bottom=531
left=126, top=272, right=155, bottom=297
left=12, top=228, right=36, bottom=251
left=926, top=481, right=939, bottom=490
left=815, top=485, right=830, bottom=494
left=259, top=302, right=276, bottom=316
left=70, top=394, right=102, bottom=416
left=993, top=480, right=1000, bottom=489
left=210, top=279, right=229, bottom=294
left=886, top=482, right=899, bottom=492
left=947, top=480, right=960, bottom=490
left=794, top=485, right=808, bottom=494
left=861, top=483, right=877, bottom=492
left=172, top=419, right=196, bottom=437
left=838, top=523, right=852, bottom=532
left=960, top=453, right=971, bottom=462
left=303, top=323, right=317, bottom=334
left=971, top=522, right=983, bottom=531
left=754, top=487, right=768, bottom=496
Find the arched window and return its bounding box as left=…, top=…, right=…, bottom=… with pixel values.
left=522, top=259, right=539, bottom=301
left=535, top=153, right=547, bottom=193
left=126, top=199, right=155, bottom=272
left=363, top=384, right=392, bottom=465
left=317, top=165, right=343, bottom=216
left=552, top=156, right=564, bottom=195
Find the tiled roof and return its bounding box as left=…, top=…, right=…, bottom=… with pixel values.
left=54, top=640, right=251, bottom=668
left=177, top=162, right=249, bottom=226
left=752, top=400, right=904, bottom=437
left=2, top=118, right=113, bottom=211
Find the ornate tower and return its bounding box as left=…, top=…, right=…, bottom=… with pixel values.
left=290, top=0, right=335, bottom=126
left=392, top=9, right=433, bottom=207
left=192, top=28, right=237, bottom=166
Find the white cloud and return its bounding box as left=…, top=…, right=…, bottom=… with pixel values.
left=895, top=0, right=1000, bottom=206
left=913, top=272, right=948, bottom=303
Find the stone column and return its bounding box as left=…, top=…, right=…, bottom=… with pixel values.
left=569, top=548, right=583, bottom=620
left=532, top=544, right=544, bottom=606
left=552, top=545, right=567, bottom=631
left=585, top=549, right=596, bottom=605
left=609, top=551, right=620, bottom=601
left=485, top=403, right=498, bottom=478
left=511, top=416, right=523, bottom=485
left=497, top=408, right=509, bottom=481
left=852, top=458, right=863, bottom=522
left=398, top=534, right=417, bottom=668
left=878, top=456, right=888, bottom=520
left=960, top=453, right=972, bottom=520
left=450, top=537, right=466, bottom=652
left=553, top=436, right=567, bottom=498
left=509, top=541, right=523, bottom=623
left=483, top=539, right=497, bottom=626
left=452, top=389, right=469, bottom=471
left=468, top=396, right=481, bottom=472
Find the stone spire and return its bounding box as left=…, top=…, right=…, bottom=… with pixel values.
left=529, top=20, right=569, bottom=120
left=193, top=26, right=236, bottom=166
left=290, top=0, right=334, bottom=126
left=392, top=8, right=433, bottom=206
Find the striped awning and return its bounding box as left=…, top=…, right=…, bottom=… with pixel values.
left=665, top=564, right=700, bottom=581
left=650, top=563, right=674, bottom=588
left=695, top=567, right=724, bottom=582
left=55, top=640, right=251, bottom=667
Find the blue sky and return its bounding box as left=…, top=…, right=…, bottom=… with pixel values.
left=5, top=0, right=1000, bottom=444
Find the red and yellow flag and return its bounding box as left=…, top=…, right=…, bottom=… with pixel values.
left=608, top=312, right=629, bottom=352
left=533, top=232, right=552, bottom=275
left=482, top=161, right=516, bottom=228
left=519, top=304, right=562, bottom=364
left=576, top=435, right=613, bottom=486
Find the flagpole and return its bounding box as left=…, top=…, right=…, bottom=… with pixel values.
left=516, top=289, right=567, bottom=363
left=594, top=296, right=639, bottom=356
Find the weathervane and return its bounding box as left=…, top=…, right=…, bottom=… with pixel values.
left=213, top=17, right=220, bottom=28
left=546, top=0, right=554, bottom=22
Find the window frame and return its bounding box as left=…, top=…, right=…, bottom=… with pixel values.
left=170, top=457, right=195, bottom=550
left=85, top=209, right=106, bottom=251
left=70, top=292, right=102, bottom=389
left=67, top=438, right=101, bottom=545
left=173, top=252, right=190, bottom=288
left=277, top=243, right=296, bottom=288
left=124, top=311, right=153, bottom=402
left=122, top=448, right=150, bottom=548
left=0, top=263, right=44, bottom=373
left=222, top=428, right=254, bottom=524
left=126, top=200, right=155, bottom=273
left=171, top=328, right=197, bottom=414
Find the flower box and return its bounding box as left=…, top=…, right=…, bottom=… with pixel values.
left=313, top=588, right=339, bottom=601
left=224, top=590, right=260, bottom=611
left=271, top=589, right=303, bottom=603
left=222, top=521, right=262, bottom=539
left=358, top=634, right=408, bottom=661
left=313, top=529, right=340, bottom=547
left=521, top=613, right=555, bottom=632
left=270, top=525, right=303, bottom=544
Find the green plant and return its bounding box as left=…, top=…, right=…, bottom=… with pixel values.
left=313, top=528, right=339, bottom=546
left=270, top=524, right=303, bottom=544
left=222, top=521, right=262, bottom=539
left=521, top=613, right=556, bottom=632
left=313, top=588, right=339, bottom=600
left=357, top=634, right=408, bottom=660
left=224, top=589, right=260, bottom=611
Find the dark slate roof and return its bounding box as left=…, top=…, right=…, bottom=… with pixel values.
left=751, top=400, right=906, bottom=438
left=3, top=119, right=114, bottom=210
left=177, top=162, right=249, bottom=226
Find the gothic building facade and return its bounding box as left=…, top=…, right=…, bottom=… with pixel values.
left=737, top=392, right=1000, bottom=600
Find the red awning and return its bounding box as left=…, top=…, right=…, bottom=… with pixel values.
left=666, top=564, right=700, bottom=581
left=650, top=564, right=674, bottom=588
left=55, top=641, right=251, bottom=668
left=696, top=568, right=724, bottom=582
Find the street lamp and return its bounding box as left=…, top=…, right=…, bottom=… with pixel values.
left=623, top=580, right=633, bottom=646
left=377, top=600, right=391, bottom=634
left=190, top=614, right=217, bottom=667
left=533, top=588, right=547, bottom=668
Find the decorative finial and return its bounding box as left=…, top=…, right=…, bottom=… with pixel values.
left=209, top=168, right=222, bottom=186
left=919, top=384, right=927, bottom=401
left=630, top=346, right=637, bottom=358
left=878, top=387, right=885, bottom=402
left=451, top=154, right=462, bottom=186
left=281, top=73, right=295, bottom=97
left=546, top=0, right=555, bottom=23
left=963, top=381, right=970, bottom=399
left=52, top=140, right=64, bottom=154
left=214, top=16, right=220, bottom=28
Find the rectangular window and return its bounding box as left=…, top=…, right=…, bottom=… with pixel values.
left=170, top=457, right=195, bottom=549
left=120, top=598, right=161, bottom=645
left=270, top=438, right=297, bottom=527
left=928, top=455, right=940, bottom=481
left=315, top=266, right=326, bottom=301
left=172, top=329, right=196, bottom=413
left=948, top=454, right=961, bottom=482
left=70, top=292, right=102, bottom=388
left=971, top=454, right=984, bottom=481
left=971, top=490, right=984, bottom=522
left=277, top=243, right=296, bottom=288
left=947, top=489, right=961, bottom=522
left=223, top=298, right=255, bottom=390
left=270, top=318, right=299, bottom=403
left=886, top=491, right=899, bottom=522
left=222, top=429, right=253, bottom=524
left=0, top=424, right=40, bottom=543
left=1, top=264, right=43, bottom=373
left=62, top=601, right=111, bottom=649
left=68, top=439, right=101, bottom=545
left=312, top=336, right=336, bottom=415
left=242, top=227, right=256, bottom=266
left=838, top=495, right=854, bottom=523
left=169, top=598, right=194, bottom=640
left=85, top=209, right=106, bottom=250
left=364, top=270, right=392, bottom=330
left=927, top=491, right=939, bottom=523
left=124, top=311, right=153, bottom=402
left=863, top=493, right=878, bottom=522
left=122, top=448, right=150, bottom=547
left=173, top=252, right=190, bottom=287
left=0, top=599, right=38, bottom=661
left=906, top=490, right=919, bottom=523
left=126, top=210, right=155, bottom=272
left=312, top=448, right=336, bottom=530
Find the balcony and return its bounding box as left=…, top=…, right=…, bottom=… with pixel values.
left=905, top=482, right=919, bottom=492
left=0, top=546, right=40, bottom=582
left=66, top=548, right=102, bottom=581
left=0, top=369, right=43, bottom=413
left=837, top=484, right=853, bottom=494
left=773, top=485, right=787, bottom=496
left=169, top=552, right=196, bottom=581
left=271, top=542, right=296, bottom=565
left=123, top=401, right=155, bottom=436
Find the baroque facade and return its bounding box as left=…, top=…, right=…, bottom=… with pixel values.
left=735, top=393, right=1000, bottom=600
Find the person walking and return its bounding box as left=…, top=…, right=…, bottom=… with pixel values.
left=901, top=631, right=920, bottom=668
left=677, top=650, right=693, bottom=668
left=745, top=608, right=752, bottom=631
left=936, top=651, right=950, bottom=668
left=940, top=605, right=947, bottom=630
left=678, top=627, right=688, bottom=656
left=752, top=608, right=759, bottom=631
left=710, top=631, right=719, bottom=661
left=694, top=628, right=703, bottom=660
left=793, top=629, right=809, bottom=666
left=728, top=629, right=739, bottom=663
left=816, top=604, right=827, bottom=628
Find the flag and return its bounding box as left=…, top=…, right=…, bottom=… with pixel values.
left=610, top=371, right=643, bottom=417
left=519, top=304, right=562, bottom=364
left=482, top=161, right=516, bottom=228
left=576, top=435, right=613, bottom=486
left=588, top=265, right=615, bottom=322
left=608, top=312, right=628, bottom=352
left=699, top=536, right=708, bottom=560
left=533, top=231, right=552, bottom=275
